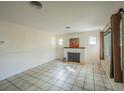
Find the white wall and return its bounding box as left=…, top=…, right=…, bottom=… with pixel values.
left=56, top=34, right=65, bottom=59
left=56, top=31, right=100, bottom=63
left=0, top=20, right=56, bottom=80
left=85, top=31, right=100, bottom=63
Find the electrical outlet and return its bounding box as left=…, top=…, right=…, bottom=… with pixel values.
left=0, top=41, right=4, bottom=45
left=0, top=41, right=4, bottom=43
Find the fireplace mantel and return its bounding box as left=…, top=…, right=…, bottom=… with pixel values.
left=64, top=47, right=85, bottom=49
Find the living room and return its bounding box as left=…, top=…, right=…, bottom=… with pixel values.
left=0, top=0, right=124, bottom=92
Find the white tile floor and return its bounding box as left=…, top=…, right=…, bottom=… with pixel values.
left=0, top=60, right=114, bottom=91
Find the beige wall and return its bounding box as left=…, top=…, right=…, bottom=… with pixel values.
left=56, top=31, right=100, bottom=63
left=0, top=20, right=56, bottom=80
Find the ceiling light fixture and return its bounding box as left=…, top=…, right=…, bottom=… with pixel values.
left=30, top=1, right=43, bottom=9
left=65, top=27, right=71, bottom=29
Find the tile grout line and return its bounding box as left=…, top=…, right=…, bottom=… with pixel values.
left=19, top=74, right=52, bottom=90
left=18, top=77, right=41, bottom=90
left=0, top=60, right=114, bottom=91
left=6, top=79, right=22, bottom=91
left=31, top=63, right=71, bottom=90
left=98, top=63, right=107, bottom=90
left=19, top=69, right=63, bottom=90
left=70, top=66, right=82, bottom=91
left=82, top=64, right=88, bottom=90
left=93, top=63, right=95, bottom=91
left=98, top=63, right=113, bottom=91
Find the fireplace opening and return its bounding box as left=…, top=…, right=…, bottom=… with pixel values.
left=68, top=52, right=80, bottom=62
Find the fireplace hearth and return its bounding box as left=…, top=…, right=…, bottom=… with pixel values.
left=68, top=52, right=80, bottom=62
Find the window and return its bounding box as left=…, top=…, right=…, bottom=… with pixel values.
left=104, top=32, right=111, bottom=58
left=58, top=39, right=63, bottom=46
left=88, top=36, right=96, bottom=45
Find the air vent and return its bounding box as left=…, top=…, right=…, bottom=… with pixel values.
left=30, top=1, right=43, bottom=9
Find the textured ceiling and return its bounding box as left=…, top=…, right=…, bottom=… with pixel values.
left=0, top=1, right=124, bottom=34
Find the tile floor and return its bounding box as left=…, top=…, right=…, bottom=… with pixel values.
left=0, top=60, right=114, bottom=91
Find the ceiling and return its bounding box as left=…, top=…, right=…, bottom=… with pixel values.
left=0, top=1, right=124, bottom=34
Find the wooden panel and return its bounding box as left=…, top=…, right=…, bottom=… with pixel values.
left=111, top=14, right=122, bottom=82
left=100, top=32, right=104, bottom=60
